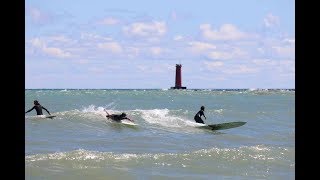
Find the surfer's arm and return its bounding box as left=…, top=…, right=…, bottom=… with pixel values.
left=42, top=107, right=51, bottom=115
left=104, top=110, right=110, bottom=116
left=125, top=117, right=134, bottom=122
left=105, top=110, right=111, bottom=118
left=25, top=106, right=35, bottom=114
left=200, top=111, right=206, bottom=119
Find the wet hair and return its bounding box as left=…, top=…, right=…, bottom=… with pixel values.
left=121, top=113, right=126, bottom=117
left=34, top=100, right=40, bottom=105
left=201, top=106, right=205, bottom=110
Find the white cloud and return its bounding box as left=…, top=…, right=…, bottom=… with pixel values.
left=98, top=17, right=120, bottom=25
left=207, top=51, right=233, bottom=60
left=43, top=47, right=71, bottom=58
left=26, top=6, right=53, bottom=25
left=30, top=38, right=46, bottom=48
left=150, top=47, right=163, bottom=56
left=252, top=58, right=294, bottom=77
left=123, top=21, right=167, bottom=37
left=252, top=59, right=277, bottom=66
left=256, top=36, right=295, bottom=59
left=75, top=59, right=89, bottom=64
left=208, top=48, right=248, bottom=60
left=188, top=41, right=216, bottom=53
left=29, top=7, right=42, bottom=21
left=200, top=24, right=248, bottom=41
left=137, top=65, right=148, bottom=72
left=223, top=65, right=258, bottom=74
left=97, top=42, right=123, bottom=53
left=188, top=41, right=249, bottom=60
left=279, top=60, right=295, bottom=73
left=204, top=61, right=224, bottom=70
left=127, top=47, right=140, bottom=58
left=29, top=38, right=72, bottom=58
left=48, top=35, right=72, bottom=42
left=174, top=35, right=183, bottom=41
left=264, top=13, right=280, bottom=28
left=80, top=32, right=113, bottom=41
left=283, top=38, right=295, bottom=44
left=145, top=37, right=162, bottom=43
left=136, top=64, right=170, bottom=73
left=88, top=67, right=104, bottom=74
left=272, top=46, right=294, bottom=57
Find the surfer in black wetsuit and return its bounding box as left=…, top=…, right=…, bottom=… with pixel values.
left=105, top=110, right=134, bottom=122
left=25, top=100, right=51, bottom=115
left=194, top=106, right=206, bottom=124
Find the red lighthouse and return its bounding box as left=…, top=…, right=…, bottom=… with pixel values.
left=171, top=64, right=186, bottom=89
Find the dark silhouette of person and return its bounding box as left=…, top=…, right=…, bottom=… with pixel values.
left=194, top=106, right=206, bottom=124
left=25, top=100, right=51, bottom=115
left=105, top=110, right=134, bottom=122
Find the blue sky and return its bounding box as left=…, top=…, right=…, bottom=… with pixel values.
left=25, top=0, right=295, bottom=89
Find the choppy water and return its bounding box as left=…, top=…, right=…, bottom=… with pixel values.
left=25, top=89, right=295, bottom=179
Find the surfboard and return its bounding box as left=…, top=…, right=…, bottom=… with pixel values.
left=106, top=119, right=138, bottom=126
left=198, top=121, right=246, bottom=131
left=120, top=120, right=138, bottom=126
left=45, top=115, right=56, bottom=119
left=26, top=115, right=56, bottom=120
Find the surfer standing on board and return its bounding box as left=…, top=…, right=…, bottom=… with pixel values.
left=194, top=106, right=206, bottom=124
left=105, top=110, right=134, bottom=122
left=25, top=100, right=51, bottom=115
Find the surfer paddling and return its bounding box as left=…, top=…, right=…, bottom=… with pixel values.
left=194, top=106, right=206, bottom=124
left=25, top=100, right=51, bottom=115
left=104, top=110, right=134, bottom=122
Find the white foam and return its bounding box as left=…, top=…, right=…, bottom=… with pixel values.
left=26, top=145, right=283, bottom=162
left=25, top=115, right=47, bottom=119
left=138, top=109, right=197, bottom=128
left=81, top=103, right=116, bottom=118
left=214, top=109, right=224, bottom=114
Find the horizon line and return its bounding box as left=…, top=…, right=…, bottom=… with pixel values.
left=25, top=88, right=295, bottom=90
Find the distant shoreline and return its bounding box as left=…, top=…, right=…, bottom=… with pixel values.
left=25, top=88, right=295, bottom=91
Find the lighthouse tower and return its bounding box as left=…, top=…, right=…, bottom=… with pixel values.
left=170, top=64, right=186, bottom=89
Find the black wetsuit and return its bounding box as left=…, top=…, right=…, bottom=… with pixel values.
left=108, top=114, right=126, bottom=122
left=26, top=105, right=50, bottom=115
left=194, top=110, right=205, bottom=124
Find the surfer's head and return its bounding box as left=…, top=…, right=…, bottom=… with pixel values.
left=201, top=106, right=205, bottom=110
left=34, top=100, right=40, bottom=105
left=121, top=113, right=126, bottom=117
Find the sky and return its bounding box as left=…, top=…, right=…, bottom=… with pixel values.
left=25, top=0, right=295, bottom=89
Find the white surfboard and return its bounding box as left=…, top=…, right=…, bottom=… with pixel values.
left=120, top=120, right=138, bottom=126
left=26, top=115, right=56, bottom=119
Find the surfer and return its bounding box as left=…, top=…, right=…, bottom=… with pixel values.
left=25, top=100, right=51, bottom=115
left=194, top=106, right=206, bottom=124
left=105, top=110, right=134, bottom=122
